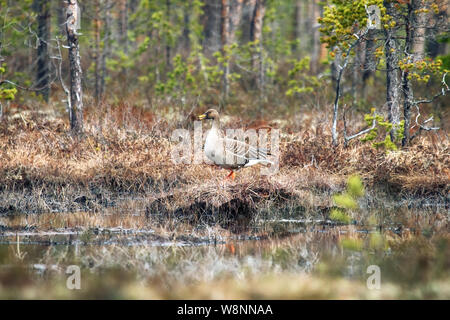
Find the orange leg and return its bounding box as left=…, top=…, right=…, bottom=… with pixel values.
left=226, top=242, right=236, bottom=255
left=226, top=170, right=236, bottom=180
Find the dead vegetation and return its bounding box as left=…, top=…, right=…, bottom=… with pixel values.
left=0, top=103, right=448, bottom=227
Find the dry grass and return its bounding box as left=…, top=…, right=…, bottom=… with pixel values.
left=0, top=102, right=448, bottom=226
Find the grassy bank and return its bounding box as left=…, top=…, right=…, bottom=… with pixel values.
left=0, top=103, right=448, bottom=225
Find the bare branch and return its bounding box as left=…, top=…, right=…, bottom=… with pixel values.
left=344, top=110, right=377, bottom=145
left=413, top=72, right=449, bottom=106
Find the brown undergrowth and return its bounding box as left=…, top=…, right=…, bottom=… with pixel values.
left=0, top=103, right=448, bottom=226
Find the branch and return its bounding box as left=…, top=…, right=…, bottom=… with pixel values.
left=413, top=72, right=449, bottom=106
left=410, top=72, right=448, bottom=140
left=344, top=110, right=377, bottom=145
left=55, top=36, right=72, bottom=121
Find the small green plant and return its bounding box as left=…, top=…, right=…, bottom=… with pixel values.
left=0, top=63, right=18, bottom=101
left=360, top=108, right=404, bottom=151
left=330, top=175, right=365, bottom=224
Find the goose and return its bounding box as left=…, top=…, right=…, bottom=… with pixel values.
left=197, top=109, right=273, bottom=180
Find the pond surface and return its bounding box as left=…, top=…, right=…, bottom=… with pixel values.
left=0, top=208, right=448, bottom=299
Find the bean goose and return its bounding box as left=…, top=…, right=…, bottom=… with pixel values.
left=197, top=109, right=273, bottom=180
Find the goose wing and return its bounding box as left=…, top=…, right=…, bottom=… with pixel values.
left=222, top=136, right=270, bottom=162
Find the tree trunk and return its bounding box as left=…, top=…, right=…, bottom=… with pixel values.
left=384, top=0, right=400, bottom=137
left=100, top=0, right=112, bottom=100
left=94, top=0, right=102, bottom=102
left=250, top=0, right=265, bottom=92
left=241, top=0, right=256, bottom=43
left=118, top=0, right=129, bottom=94
left=412, top=0, right=427, bottom=58
left=35, top=0, right=51, bottom=102
left=221, top=0, right=231, bottom=98
left=182, top=4, right=190, bottom=51
left=56, top=1, right=65, bottom=35
left=330, top=46, right=341, bottom=90
left=66, top=0, right=83, bottom=135
left=362, top=29, right=375, bottom=99
left=165, top=0, right=171, bottom=69
left=229, top=0, right=244, bottom=44
left=202, top=0, right=221, bottom=54
left=310, top=0, right=320, bottom=74
left=118, top=0, right=128, bottom=53
left=402, top=2, right=415, bottom=146
left=292, top=0, right=302, bottom=51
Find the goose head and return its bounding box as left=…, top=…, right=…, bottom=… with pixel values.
left=197, top=109, right=219, bottom=121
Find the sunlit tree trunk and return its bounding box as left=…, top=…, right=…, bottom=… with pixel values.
left=66, top=0, right=83, bottom=135
left=412, top=0, right=427, bottom=58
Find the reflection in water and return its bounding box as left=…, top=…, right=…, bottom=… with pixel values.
left=0, top=208, right=448, bottom=299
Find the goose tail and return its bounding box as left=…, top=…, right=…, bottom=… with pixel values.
left=244, top=159, right=274, bottom=168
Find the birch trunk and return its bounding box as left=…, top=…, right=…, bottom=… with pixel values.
left=383, top=0, right=400, bottom=137
left=66, top=0, right=83, bottom=135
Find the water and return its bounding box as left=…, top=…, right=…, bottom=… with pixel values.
left=0, top=209, right=448, bottom=299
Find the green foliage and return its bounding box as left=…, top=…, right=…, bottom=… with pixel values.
left=319, top=0, right=390, bottom=51
left=436, top=55, right=450, bottom=72
left=0, top=63, right=17, bottom=101
left=360, top=109, right=403, bottom=152
left=347, top=175, right=365, bottom=198
left=333, top=193, right=357, bottom=210
left=285, top=57, right=319, bottom=97
left=155, top=53, right=198, bottom=97
left=330, top=208, right=352, bottom=224
left=330, top=175, right=365, bottom=224
left=399, top=57, right=447, bottom=83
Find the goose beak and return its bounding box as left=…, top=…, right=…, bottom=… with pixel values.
left=197, top=113, right=206, bottom=120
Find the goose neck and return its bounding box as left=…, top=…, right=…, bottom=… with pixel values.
left=211, top=118, right=220, bottom=130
